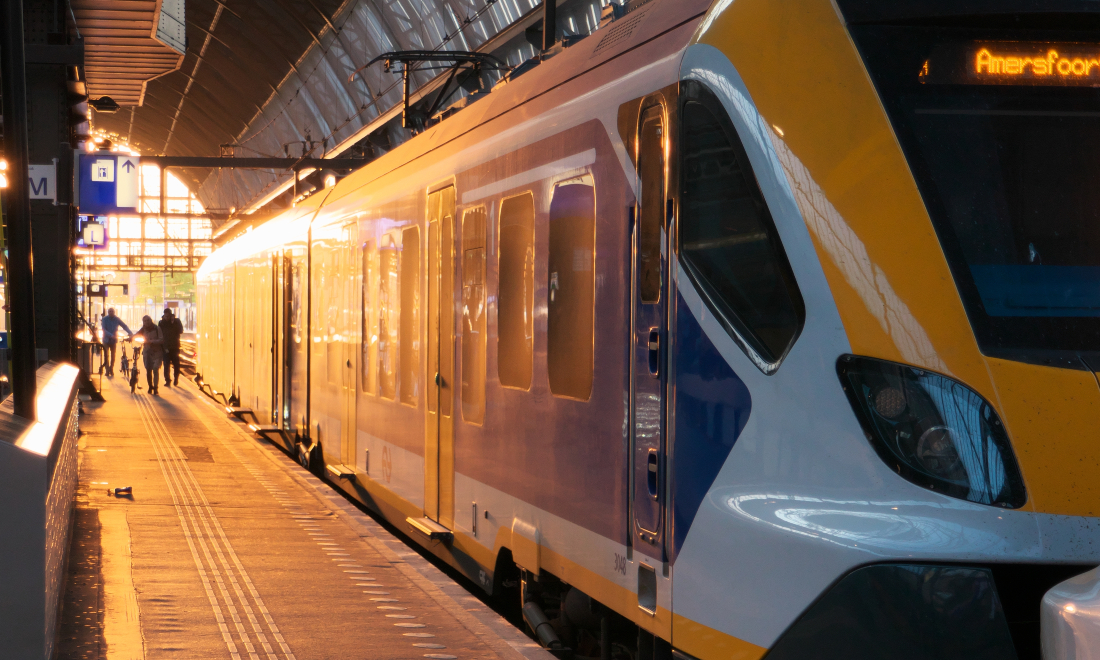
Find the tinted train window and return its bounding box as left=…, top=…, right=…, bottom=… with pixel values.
left=679, top=81, right=805, bottom=370
left=547, top=182, right=595, bottom=400
left=324, top=248, right=342, bottom=386
left=378, top=235, right=399, bottom=400
left=292, top=261, right=304, bottom=345
left=400, top=226, right=420, bottom=406
left=462, top=207, right=487, bottom=423
left=638, top=107, right=665, bottom=303
left=498, top=193, right=535, bottom=390
left=848, top=24, right=1100, bottom=358
left=362, top=241, right=377, bottom=394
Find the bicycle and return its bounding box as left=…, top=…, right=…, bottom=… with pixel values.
left=125, top=339, right=143, bottom=394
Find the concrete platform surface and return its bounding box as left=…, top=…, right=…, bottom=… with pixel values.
left=57, top=374, right=551, bottom=660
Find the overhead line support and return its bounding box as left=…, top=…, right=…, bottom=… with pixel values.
left=1, top=0, right=38, bottom=419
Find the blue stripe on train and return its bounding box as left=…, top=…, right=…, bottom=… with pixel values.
left=672, top=291, right=752, bottom=563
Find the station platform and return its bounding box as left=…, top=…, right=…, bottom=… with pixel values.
left=57, top=373, right=550, bottom=660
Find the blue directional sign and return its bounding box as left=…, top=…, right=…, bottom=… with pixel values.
left=78, top=154, right=139, bottom=215
left=77, top=216, right=109, bottom=251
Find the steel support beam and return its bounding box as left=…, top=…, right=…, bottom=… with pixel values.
left=543, top=0, right=556, bottom=51
left=1, top=0, right=38, bottom=419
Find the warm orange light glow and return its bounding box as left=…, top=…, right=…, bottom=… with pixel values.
left=974, top=46, right=1100, bottom=82
left=18, top=364, right=80, bottom=455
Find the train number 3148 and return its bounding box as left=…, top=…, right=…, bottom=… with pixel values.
left=614, top=553, right=628, bottom=575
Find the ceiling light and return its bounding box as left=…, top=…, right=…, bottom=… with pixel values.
left=89, top=96, right=121, bottom=113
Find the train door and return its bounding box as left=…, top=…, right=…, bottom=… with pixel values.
left=341, top=223, right=359, bottom=468
left=254, top=260, right=273, bottom=420
left=631, top=102, right=669, bottom=558
left=426, top=186, right=456, bottom=529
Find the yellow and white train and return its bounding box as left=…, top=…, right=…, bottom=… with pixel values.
left=198, top=0, right=1100, bottom=657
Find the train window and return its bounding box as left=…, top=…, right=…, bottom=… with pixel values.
left=638, top=106, right=665, bottom=304
left=547, top=181, right=595, bottom=400
left=461, top=207, right=487, bottom=423
left=362, top=241, right=377, bottom=394
left=849, top=25, right=1100, bottom=357
left=497, top=192, right=535, bottom=390
left=292, top=261, right=304, bottom=345
left=326, top=247, right=342, bottom=386
left=679, top=81, right=805, bottom=370
left=378, top=235, right=399, bottom=400
left=400, top=226, right=420, bottom=406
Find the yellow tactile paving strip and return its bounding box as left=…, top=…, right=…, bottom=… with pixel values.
left=67, top=375, right=551, bottom=660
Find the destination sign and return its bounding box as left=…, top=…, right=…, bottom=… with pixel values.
left=920, top=42, right=1100, bottom=86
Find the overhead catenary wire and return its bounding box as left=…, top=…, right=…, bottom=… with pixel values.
left=236, top=0, right=504, bottom=157
left=231, top=0, right=512, bottom=212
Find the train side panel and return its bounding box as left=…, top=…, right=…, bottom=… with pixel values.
left=293, top=17, right=704, bottom=637
left=197, top=0, right=749, bottom=651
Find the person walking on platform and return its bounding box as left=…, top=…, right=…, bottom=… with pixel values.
left=159, top=308, right=184, bottom=387
left=134, top=315, right=165, bottom=395
left=100, top=308, right=133, bottom=377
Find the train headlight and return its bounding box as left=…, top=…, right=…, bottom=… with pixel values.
left=838, top=355, right=1026, bottom=508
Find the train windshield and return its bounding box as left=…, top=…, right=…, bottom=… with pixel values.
left=850, top=23, right=1100, bottom=360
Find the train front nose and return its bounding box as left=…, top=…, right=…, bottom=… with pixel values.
left=838, top=353, right=1100, bottom=517
left=836, top=17, right=1100, bottom=520
left=984, top=359, right=1100, bottom=518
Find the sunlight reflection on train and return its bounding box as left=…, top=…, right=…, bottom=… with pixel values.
left=723, top=492, right=1011, bottom=555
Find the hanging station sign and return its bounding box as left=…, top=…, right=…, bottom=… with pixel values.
left=77, top=154, right=139, bottom=215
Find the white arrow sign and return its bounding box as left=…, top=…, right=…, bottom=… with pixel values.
left=117, top=157, right=138, bottom=209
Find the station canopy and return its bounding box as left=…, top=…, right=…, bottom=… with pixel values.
left=81, top=0, right=614, bottom=236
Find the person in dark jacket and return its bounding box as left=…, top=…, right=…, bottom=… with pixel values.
left=159, top=308, right=184, bottom=387
left=100, top=308, right=133, bottom=377
left=134, top=315, right=164, bottom=395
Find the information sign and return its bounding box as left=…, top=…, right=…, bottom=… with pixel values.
left=76, top=217, right=109, bottom=251
left=78, top=154, right=139, bottom=214
left=28, top=163, right=56, bottom=202
left=82, top=223, right=106, bottom=247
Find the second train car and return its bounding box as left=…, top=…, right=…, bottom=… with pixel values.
left=197, top=0, right=1100, bottom=657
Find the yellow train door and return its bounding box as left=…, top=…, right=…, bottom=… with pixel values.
left=341, top=222, right=359, bottom=468
left=425, top=186, right=456, bottom=529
